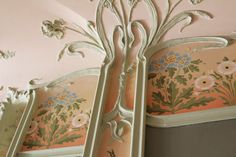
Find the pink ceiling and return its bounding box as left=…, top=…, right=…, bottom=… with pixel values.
left=0, top=0, right=236, bottom=97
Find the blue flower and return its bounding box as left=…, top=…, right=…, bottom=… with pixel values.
left=149, top=60, right=166, bottom=73
left=178, top=53, right=192, bottom=68
left=43, top=89, right=79, bottom=107
left=160, top=51, right=181, bottom=68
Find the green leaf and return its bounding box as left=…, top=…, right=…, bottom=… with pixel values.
left=179, top=97, right=215, bottom=110
left=220, top=96, right=230, bottom=105
left=49, top=118, right=59, bottom=139
left=23, top=140, right=44, bottom=148
left=222, top=81, right=231, bottom=91
left=67, top=105, right=72, bottom=111
left=168, top=68, right=177, bottom=78
left=38, top=127, right=46, bottom=138
left=176, top=87, right=194, bottom=105
left=53, top=134, right=82, bottom=145
left=69, top=111, right=73, bottom=117
left=46, top=112, right=53, bottom=121
left=55, top=105, right=63, bottom=114
left=59, top=113, right=67, bottom=122
left=167, top=81, right=178, bottom=106
left=152, top=92, right=168, bottom=105
left=215, top=88, right=227, bottom=96
left=188, top=74, right=193, bottom=80
left=147, top=104, right=169, bottom=114
left=191, top=59, right=202, bottom=64
left=175, top=75, right=188, bottom=85
left=58, top=125, right=68, bottom=135
left=189, top=64, right=199, bottom=72
left=37, top=109, right=48, bottom=117
left=183, top=67, right=189, bottom=74
left=223, top=56, right=229, bottom=61
left=155, top=76, right=166, bottom=88
left=179, top=87, right=193, bottom=99
left=73, top=102, right=80, bottom=110
left=210, top=72, right=222, bottom=80
left=76, top=98, right=87, bottom=103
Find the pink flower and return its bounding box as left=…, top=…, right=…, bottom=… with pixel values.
left=71, top=113, right=89, bottom=128
left=217, top=61, right=236, bottom=75
left=194, top=75, right=215, bottom=90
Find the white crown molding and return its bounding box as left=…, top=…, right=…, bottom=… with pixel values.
left=147, top=105, right=236, bottom=128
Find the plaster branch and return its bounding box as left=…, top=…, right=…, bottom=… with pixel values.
left=0, top=50, right=15, bottom=60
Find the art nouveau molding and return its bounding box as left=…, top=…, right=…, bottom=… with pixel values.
left=2, top=0, right=235, bottom=156
left=39, top=0, right=228, bottom=157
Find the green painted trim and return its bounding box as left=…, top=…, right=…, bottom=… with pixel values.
left=18, top=146, right=83, bottom=157
left=147, top=105, right=236, bottom=128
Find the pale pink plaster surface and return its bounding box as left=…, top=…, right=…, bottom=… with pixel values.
left=0, top=0, right=104, bottom=94
left=1, top=0, right=236, bottom=96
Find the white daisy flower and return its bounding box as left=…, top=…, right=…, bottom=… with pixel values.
left=195, top=75, right=215, bottom=90
left=71, top=113, right=89, bottom=128
left=217, top=61, right=236, bottom=75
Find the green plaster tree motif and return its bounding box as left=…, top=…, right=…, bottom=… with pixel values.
left=40, top=0, right=236, bottom=157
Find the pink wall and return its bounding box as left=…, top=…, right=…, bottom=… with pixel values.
left=0, top=0, right=236, bottom=99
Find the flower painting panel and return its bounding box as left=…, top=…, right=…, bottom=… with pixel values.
left=21, top=75, right=98, bottom=153
left=147, top=41, right=236, bottom=116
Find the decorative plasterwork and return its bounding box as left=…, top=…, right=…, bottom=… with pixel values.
left=0, top=50, right=15, bottom=60
left=0, top=87, right=34, bottom=157
left=0, top=87, right=29, bottom=120
left=39, top=0, right=235, bottom=157
left=41, top=18, right=105, bottom=61
left=17, top=68, right=100, bottom=157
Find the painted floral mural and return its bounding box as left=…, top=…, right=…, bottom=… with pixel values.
left=148, top=51, right=236, bottom=115
left=210, top=57, right=236, bottom=105
left=22, top=89, right=90, bottom=151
